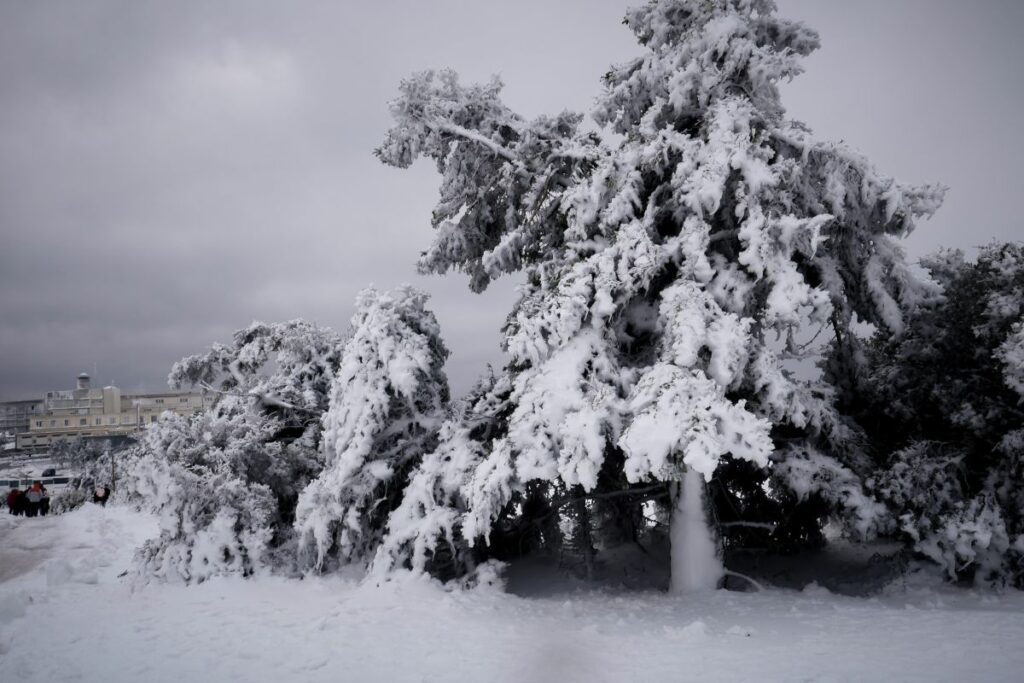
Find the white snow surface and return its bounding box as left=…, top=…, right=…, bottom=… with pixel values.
left=3, top=505, right=1024, bottom=682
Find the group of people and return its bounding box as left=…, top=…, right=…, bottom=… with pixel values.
left=6, top=481, right=50, bottom=517
left=6, top=481, right=113, bottom=516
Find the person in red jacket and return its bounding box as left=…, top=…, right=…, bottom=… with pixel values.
left=6, top=487, right=19, bottom=515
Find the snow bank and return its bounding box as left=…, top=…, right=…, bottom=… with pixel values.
left=3, top=507, right=1024, bottom=681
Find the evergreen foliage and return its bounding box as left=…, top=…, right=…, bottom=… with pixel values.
left=294, top=286, right=450, bottom=570
left=864, top=243, right=1024, bottom=585
left=128, top=320, right=344, bottom=582
left=121, top=0, right=1023, bottom=593
left=374, top=0, right=943, bottom=588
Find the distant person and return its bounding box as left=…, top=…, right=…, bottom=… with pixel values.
left=25, top=481, right=43, bottom=517
left=6, top=487, right=19, bottom=515
left=40, top=484, right=50, bottom=516
left=93, top=485, right=110, bottom=507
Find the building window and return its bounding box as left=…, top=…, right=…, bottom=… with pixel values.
left=36, top=421, right=42, bottom=427
left=50, top=420, right=56, bottom=427
left=109, top=417, right=117, bottom=425
left=155, top=398, right=164, bottom=404
left=180, top=397, right=189, bottom=403
left=79, top=418, right=87, bottom=426
left=63, top=419, right=69, bottom=426
left=150, top=415, right=157, bottom=423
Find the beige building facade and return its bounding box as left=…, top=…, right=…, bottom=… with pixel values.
left=15, top=373, right=211, bottom=451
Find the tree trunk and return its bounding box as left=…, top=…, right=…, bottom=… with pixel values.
left=668, top=467, right=723, bottom=593
left=571, top=489, right=596, bottom=581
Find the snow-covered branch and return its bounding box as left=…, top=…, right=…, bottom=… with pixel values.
left=430, top=120, right=519, bottom=164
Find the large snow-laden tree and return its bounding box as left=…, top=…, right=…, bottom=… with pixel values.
left=294, top=286, right=450, bottom=571
left=128, top=320, right=344, bottom=582
left=375, top=0, right=942, bottom=591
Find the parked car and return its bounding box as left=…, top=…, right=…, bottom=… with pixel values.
left=41, top=468, right=56, bottom=477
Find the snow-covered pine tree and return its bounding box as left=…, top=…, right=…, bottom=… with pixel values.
left=129, top=319, right=344, bottom=582
left=294, top=286, right=450, bottom=571
left=865, top=243, right=1024, bottom=585
left=375, top=0, right=942, bottom=591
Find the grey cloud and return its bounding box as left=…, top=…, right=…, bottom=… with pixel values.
left=1, top=0, right=1021, bottom=401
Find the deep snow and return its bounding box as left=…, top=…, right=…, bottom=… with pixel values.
left=2, top=505, right=1024, bottom=682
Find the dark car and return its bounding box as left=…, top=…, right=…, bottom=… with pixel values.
left=41, top=468, right=56, bottom=477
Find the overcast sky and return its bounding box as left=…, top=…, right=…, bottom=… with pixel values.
left=1, top=0, right=1021, bottom=401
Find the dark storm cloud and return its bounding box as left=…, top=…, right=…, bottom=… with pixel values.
left=1, top=0, right=1021, bottom=401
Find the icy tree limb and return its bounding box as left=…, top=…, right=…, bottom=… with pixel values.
left=198, top=381, right=318, bottom=415
left=429, top=120, right=520, bottom=164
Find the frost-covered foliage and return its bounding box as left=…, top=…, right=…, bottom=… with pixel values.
left=129, top=320, right=344, bottom=582
left=52, top=436, right=107, bottom=473
left=876, top=442, right=1019, bottom=585
left=50, top=438, right=126, bottom=513
left=772, top=445, right=889, bottom=540
left=171, top=319, right=343, bottom=421
left=375, top=0, right=939, bottom=588
left=370, top=370, right=520, bottom=578
left=295, top=287, right=450, bottom=571
left=999, top=321, right=1024, bottom=397
left=131, top=427, right=277, bottom=583
left=864, top=243, right=1024, bottom=585
left=377, top=70, right=595, bottom=294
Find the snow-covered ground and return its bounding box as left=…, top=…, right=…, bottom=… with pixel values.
left=2, top=505, right=1024, bottom=682
left=1, top=454, right=59, bottom=478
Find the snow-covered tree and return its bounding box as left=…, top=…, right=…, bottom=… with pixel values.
left=129, top=319, right=344, bottom=582
left=49, top=437, right=126, bottom=513
left=865, top=243, right=1024, bottom=585
left=130, top=414, right=279, bottom=582
left=294, top=286, right=450, bottom=571
left=51, top=435, right=104, bottom=470
left=171, top=319, right=344, bottom=427
left=166, top=319, right=345, bottom=517
left=375, top=0, right=942, bottom=591
left=370, top=370, right=528, bottom=580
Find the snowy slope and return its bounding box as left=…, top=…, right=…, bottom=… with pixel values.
left=2, top=505, right=1023, bottom=682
